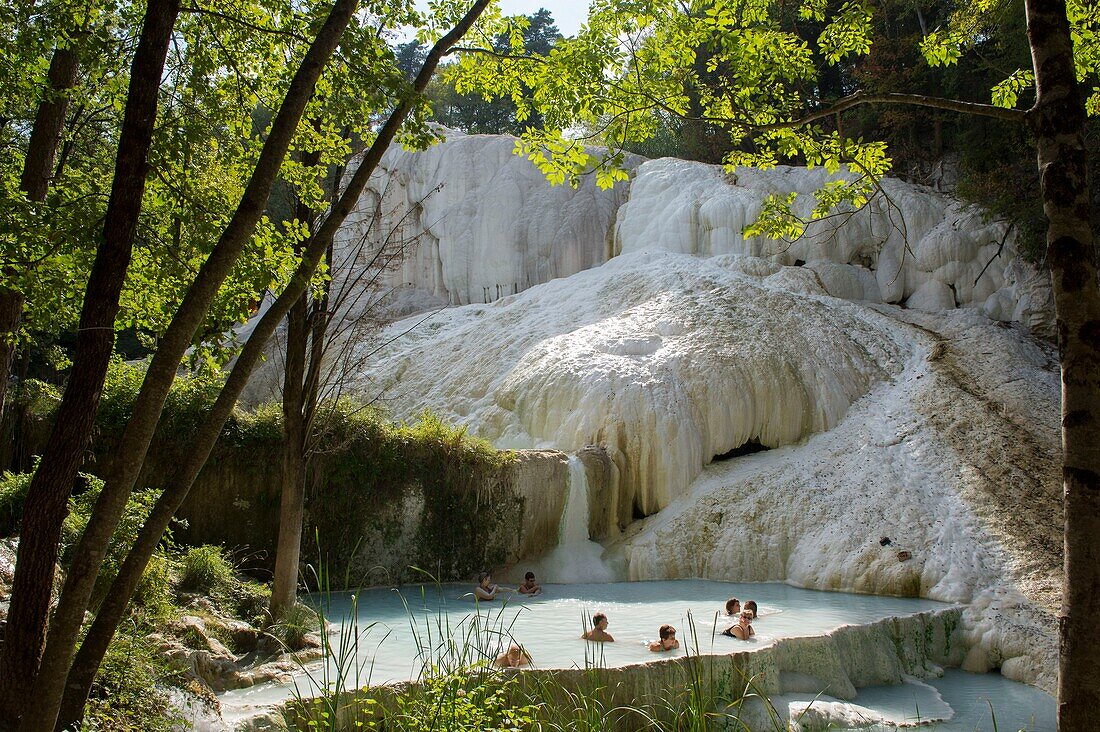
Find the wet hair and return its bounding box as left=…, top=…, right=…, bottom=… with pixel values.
left=659, top=624, right=676, bottom=640
left=744, top=600, right=758, bottom=618
left=477, top=572, right=491, bottom=584
left=525, top=572, right=535, bottom=580
left=593, top=612, right=608, bottom=626
left=725, top=598, right=740, bottom=615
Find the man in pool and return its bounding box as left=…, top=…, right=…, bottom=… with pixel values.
left=474, top=572, right=502, bottom=601
left=517, top=571, right=542, bottom=595
left=581, top=612, right=614, bottom=642
left=494, top=644, right=532, bottom=668
left=648, top=624, right=680, bottom=652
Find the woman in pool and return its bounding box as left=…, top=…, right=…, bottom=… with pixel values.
left=494, top=644, right=532, bottom=668
left=724, top=597, right=740, bottom=616
left=648, top=624, right=680, bottom=652
left=722, top=610, right=755, bottom=640
left=474, top=572, right=503, bottom=601
left=744, top=600, right=758, bottom=619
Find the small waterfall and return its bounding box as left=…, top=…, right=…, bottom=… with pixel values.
left=528, top=456, right=617, bottom=584
left=558, top=457, right=591, bottom=546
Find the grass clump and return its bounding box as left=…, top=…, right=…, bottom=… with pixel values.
left=178, top=544, right=237, bottom=595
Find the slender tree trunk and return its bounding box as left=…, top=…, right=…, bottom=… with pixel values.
left=269, top=289, right=310, bottom=618
left=0, top=7, right=177, bottom=726
left=1024, top=0, right=1100, bottom=728
left=270, top=142, right=321, bottom=619
left=22, top=3, right=363, bottom=729
left=0, top=46, right=82, bottom=418
left=53, top=5, right=492, bottom=725
left=270, top=150, right=325, bottom=619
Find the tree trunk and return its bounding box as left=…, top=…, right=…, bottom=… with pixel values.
left=0, top=46, right=82, bottom=419
left=269, top=289, right=309, bottom=618
left=53, top=4, right=492, bottom=725
left=22, top=2, right=362, bottom=729
left=0, top=6, right=177, bottom=727
left=270, top=150, right=324, bottom=619
left=1023, top=0, right=1100, bottom=728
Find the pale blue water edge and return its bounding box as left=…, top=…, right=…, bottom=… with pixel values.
left=219, top=580, right=1055, bottom=730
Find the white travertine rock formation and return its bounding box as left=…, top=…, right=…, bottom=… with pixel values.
left=335, top=248, right=1060, bottom=691
left=346, top=251, right=903, bottom=517
left=337, top=133, right=1052, bottom=332
left=334, top=132, right=639, bottom=311
left=250, top=134, right=1062, bottom=690
left=613, top=159, right=1054, bottom=335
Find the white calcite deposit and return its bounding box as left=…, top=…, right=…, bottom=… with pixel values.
left=613, top=158, right=1054, bottom=334
left=334, top=132, right=640, bottom=311
left=343, top=250, right=903, bottom=516
left=337, top=131, right=1053, bottom=334
left=247, top=133, right=1062, bottom=692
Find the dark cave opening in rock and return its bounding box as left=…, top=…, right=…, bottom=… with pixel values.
left=711, top=439, right=769, bottom=462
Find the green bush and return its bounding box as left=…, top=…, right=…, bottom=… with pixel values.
left=81, top=632, right=183, bottom=732
left=0, top=469, right=32, bottom=537
left=177, top=544, right=237, bottom=596
left=231, top=578, right=272, bottom=625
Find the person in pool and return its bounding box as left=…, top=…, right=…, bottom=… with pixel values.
left=474, top=572, right=502, bottom=601
left=724, top=597, right=741, bottom=616
left=722, top=610, right=755, bottom=640
left=744, top=600, right=758, bottom=619
left=517, top=571, right=542, bottom=595
left=581, top=612, right=614, bottom=642
left=494, top=644, right=532, bottom=668
left=648, top=624, right=680, bottom=652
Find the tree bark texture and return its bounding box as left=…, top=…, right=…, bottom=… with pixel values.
left=0, top=46, right=82, bottom=419
left=53, top=3, right=492, bottom=724
left=269, top=289, right=309, bottom=618
left=1024, top=0, right=1100, bottom=729
left=0, top=5, right=177, bottom=727
left=270, top=161, right=321, bottom=619
left=23, top=2, right=363, bottom=729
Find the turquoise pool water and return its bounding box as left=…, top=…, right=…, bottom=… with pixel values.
left=218, top=580, right=1054, bottom=729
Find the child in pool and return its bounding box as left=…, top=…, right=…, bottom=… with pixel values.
left=494, top=644, right=532, bottom=668
left=648, top=624, right=680, bottom=652
left=518, top=571, right=542, bottom=595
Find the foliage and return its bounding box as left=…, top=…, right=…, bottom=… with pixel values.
left=79, top=631, right=182, bottom=732
left=418, top=9, right=562, bottom=135
left=177, top=544, right=237, bottom=595
left=449, top=0, right=1098, bottom=243
left=0, top=468, right=32, bottom=536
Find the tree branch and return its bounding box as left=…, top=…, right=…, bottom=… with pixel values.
left=752, top=90, right=1027, bottom=131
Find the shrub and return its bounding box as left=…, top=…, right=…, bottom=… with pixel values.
left=268, top=602, right=319, bottom=651
left=0, top=469, right=32, bottom=537
left=231, top=578, right=272, bottom=626
left=177, top=544, right=236, bottom=596
left=81, top=631, right=182, bottom=732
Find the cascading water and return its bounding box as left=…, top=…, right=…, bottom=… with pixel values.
left=523, top=456, right=617, bottom=583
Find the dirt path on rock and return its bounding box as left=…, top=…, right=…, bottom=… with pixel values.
left=910, top=318, right=1062, bottom=612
